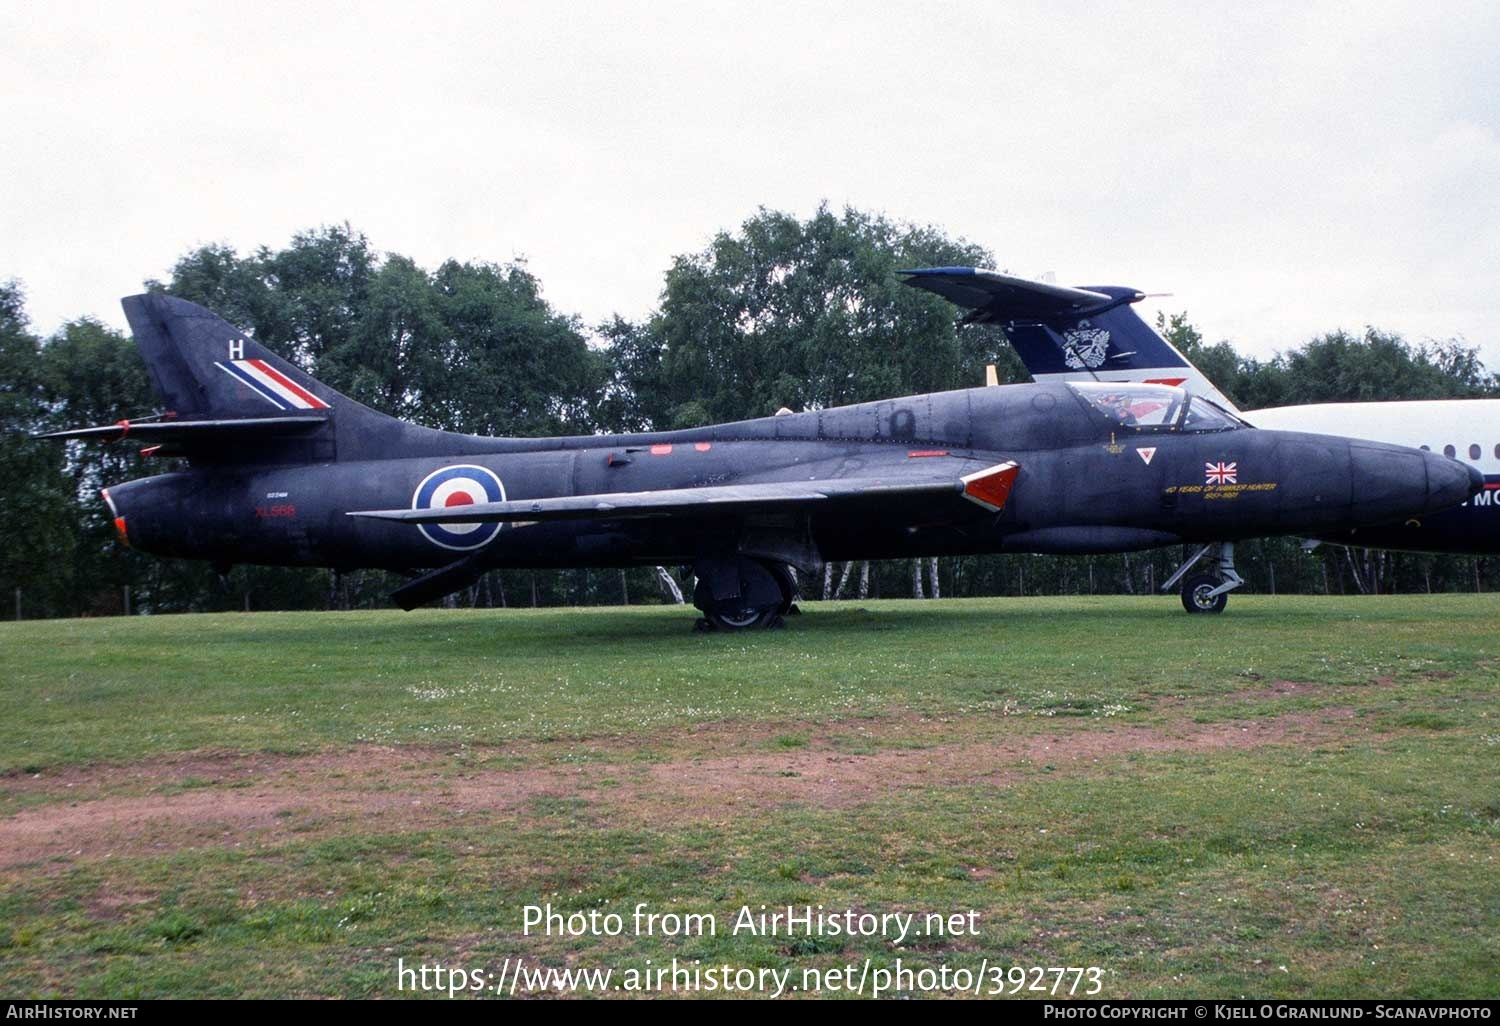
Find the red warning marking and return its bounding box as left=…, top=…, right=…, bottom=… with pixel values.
left=961, top=462, right=1020, bottom=512
left=1144, top=378, right=1187, bottom=387
left=140, top=445, right=163, bottom=457
left=694, top=442, right=711, bottom=452
left=113, top=517, right=130, bottom=547
left=650, top=444, right=673, bottom=455
left=907, top=450, right=949, bottom=458
left=444, top=491, right=475, bottom=507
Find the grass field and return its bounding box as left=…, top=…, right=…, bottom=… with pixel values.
left=1, top=595, right=1496, bottom=999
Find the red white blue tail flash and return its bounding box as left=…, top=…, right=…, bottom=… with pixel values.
left=216, top=359, right=331, bottom=411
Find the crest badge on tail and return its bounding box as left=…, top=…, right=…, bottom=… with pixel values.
left=1062, top=324, right=1110, bottom=369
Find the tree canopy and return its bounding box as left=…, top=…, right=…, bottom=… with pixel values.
left=622, top=205, right=1021, bottom=428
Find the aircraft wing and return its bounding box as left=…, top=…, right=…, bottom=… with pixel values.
left=898, top=267, right=1113, bottom=324
left=32, top=416, right=328, bottom=442
left=350, top=462, right=1020, bottom=525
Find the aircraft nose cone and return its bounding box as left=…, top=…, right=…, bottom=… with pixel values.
left=1466, top=461, right=1486, bottom=495
left=1424, top=452, right=1483, bottom=512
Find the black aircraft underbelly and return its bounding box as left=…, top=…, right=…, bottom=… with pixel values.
left=52, top=293, right=1486, bottom=627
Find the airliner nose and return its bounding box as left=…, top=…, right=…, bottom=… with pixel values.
left=1424, top=452, right=1483, bottom=512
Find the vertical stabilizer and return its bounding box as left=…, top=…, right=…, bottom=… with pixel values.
left=899, top=268, right=1238, bottom=412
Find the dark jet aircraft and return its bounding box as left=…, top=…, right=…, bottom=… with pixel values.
left=39, top=294, right=1482, bottom=625
left=899, top=266, right=1500, bottom=557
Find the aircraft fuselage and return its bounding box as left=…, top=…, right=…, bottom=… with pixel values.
left=104, top=382, right=1480, bottom=574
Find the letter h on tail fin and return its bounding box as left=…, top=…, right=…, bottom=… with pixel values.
left=39, top=293, right=420, bottom=463
left=122, top=293, right=334, bottom=419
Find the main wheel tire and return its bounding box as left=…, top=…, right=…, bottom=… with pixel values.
left=692, top=557, right=795, bottom=630
left=763, top=562, right=798, bottom=614
left=703, top=601, right=780, bottom=631
left=1181, top=572, right=1229, bottom=614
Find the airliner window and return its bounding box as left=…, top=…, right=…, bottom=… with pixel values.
left=1181, top=397, right=1243, bottom=433
left=1070, top=383, right=1184, bottom=430
left=1470, top=444, right=1481, bottom=460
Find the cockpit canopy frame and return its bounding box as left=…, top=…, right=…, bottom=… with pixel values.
left=1067, top=382, right=1246, bottom=434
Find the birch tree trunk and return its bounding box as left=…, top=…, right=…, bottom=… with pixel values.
left=654, top=566, right=684, bottom=604
left=834, top=561, right=854, bottom=599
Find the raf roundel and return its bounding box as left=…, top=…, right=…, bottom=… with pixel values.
left=410, top=465, right=506, bottom=551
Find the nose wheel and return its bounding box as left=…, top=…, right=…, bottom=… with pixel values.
left=1163, top=543, right=1243, bottom=615
left=1181, top=572, right=1229, bottom=614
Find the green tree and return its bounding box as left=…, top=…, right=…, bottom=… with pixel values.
left=594, top=315, right=668, bottom=433
left=0, top=282, right=77, bottom=617
left=1155, top=311, right=1247, bottom=405
left=1260, top=328, right=1493, bottom=406
left=156, top=228, right=606, bottom=436
left=32, top=317, right=204, bottom=613
left=624, top=204, right=1012, bottom=428
left=429, top=259, right=604, bottom=436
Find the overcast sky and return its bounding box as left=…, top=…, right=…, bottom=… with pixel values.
left=3, top=1, right=1498, bottom=369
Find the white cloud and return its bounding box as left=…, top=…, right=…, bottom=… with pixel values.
left=2, top=1, right=1497, bottom=370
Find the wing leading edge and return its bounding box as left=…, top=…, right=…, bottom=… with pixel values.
left=898, top=268, right=1117, bottom=324
left=350, top=462, right=1021, bottom=526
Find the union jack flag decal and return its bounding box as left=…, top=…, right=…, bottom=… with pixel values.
left=1205, top=461, right=1237, bottom=485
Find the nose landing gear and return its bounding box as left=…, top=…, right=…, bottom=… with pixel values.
left=1163, top=543, right=1244, bottom=614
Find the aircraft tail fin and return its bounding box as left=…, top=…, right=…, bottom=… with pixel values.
left=122, top=293, right=343, bottom=420
left=899, top=267, right=1239, bottom=412
left=101, top=293, right=423, bottom=464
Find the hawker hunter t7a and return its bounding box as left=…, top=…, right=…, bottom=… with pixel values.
left=41, top=295, right=1482, bottom=626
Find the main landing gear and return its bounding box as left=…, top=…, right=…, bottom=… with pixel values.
left=692, top=556, right=798, bottom=631
left=1162, top=543, right=1244, bottom=615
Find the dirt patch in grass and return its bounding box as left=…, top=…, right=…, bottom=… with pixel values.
left=0, top=707, right=1375, bottom=871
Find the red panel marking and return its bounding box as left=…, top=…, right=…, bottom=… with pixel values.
left=961, top=462, right=1020, bottom=512
left=907, top=450, right=949, bottom=458
left=444, top=491, right=475, bottom=507
left=247, top=359, right=330, bottom=409
left=1144, top=377, right=1186, bottom=387
left=113, top=517, right=130, bottom=547
left=650, top=444, right=673, bottom=455
left=115, top=419, right=131, bottom=438
left=694, top=442, right=711, bottom=452
left=139, top=445, right=163, bottom=457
